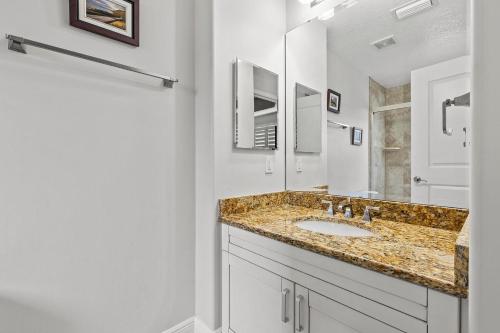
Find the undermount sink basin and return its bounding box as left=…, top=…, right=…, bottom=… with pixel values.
left=295, top=220, right=374, bottom=237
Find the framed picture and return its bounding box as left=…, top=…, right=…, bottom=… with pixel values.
left=70, top=0, right=140, bottom=46
left=351, top=127, right=363, bottom=146
left=327, top=89, right=341, bottom=113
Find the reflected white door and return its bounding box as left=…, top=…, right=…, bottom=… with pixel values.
left=411, top=56, right=471, bottom=208
left=296, top=94, right=322, bottom=153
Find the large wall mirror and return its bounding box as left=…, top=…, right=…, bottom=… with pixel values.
left=285, top=0, right=471, bottom=208
left=234, top=58, right=279, bottom=150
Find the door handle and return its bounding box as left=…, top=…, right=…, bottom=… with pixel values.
left=413, top=176, right=428, bottom=184
left=463, top=127, right=468, bottom=147
left=281, top=288, right=289, bottom=323
left=295, top=295, right=304, bottom=332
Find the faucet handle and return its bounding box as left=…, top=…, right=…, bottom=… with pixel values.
left=321, top=200, right=334, bottom=215
left=362, top=206, right=380, bottom=222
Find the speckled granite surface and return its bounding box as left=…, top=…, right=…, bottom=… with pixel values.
left=219, top=191, right=469, bottom=298
left=287, top=191, right=469, bottom=232
left=455, top=217, right=470, bottom=290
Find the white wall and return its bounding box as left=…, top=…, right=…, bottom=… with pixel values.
left=286, top=20, right=328, bottom=190
left=0, top=1, right=195, bottom=332
left=213, top=0, right=287, bottom=198
left=470, top=0, right=500, bottom=331
left=194, top=0, right=287, bottom=330
left=194, top=0, right=219, bottom=330
left=327, top=50, right=369, bottom=195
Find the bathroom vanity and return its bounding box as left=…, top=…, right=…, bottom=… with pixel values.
left=222, top=1, right=471, bottom=331
left=220, top=192, right=469, bottom=333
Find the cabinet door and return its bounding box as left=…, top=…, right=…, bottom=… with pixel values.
left=295, top=284, right=310, bottom=333
left=228, top=254, right=294, bottom=333
left=309, top=291, right=402, bottom=333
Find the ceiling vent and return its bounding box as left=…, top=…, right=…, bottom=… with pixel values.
left=392, top=0, right=434, bottom=20
left=371, top=35, right=396, bottom=49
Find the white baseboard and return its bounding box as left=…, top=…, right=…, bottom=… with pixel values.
left=162, top=317, right=221, bottom=333
left=194, top=318, right=222, bottom=333
left=162, top=317, right=195, bottom=333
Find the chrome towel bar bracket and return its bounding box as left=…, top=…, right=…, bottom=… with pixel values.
left=5, top=34, right=179, bottom=88
left=442, top=92, right=470, bottom=136
left=327, top=120, right=350, bottom=129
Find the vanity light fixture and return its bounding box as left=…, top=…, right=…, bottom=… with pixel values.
left=297, top=0, right=327, bottom=7
left=391, top=0, right=434, bottom=20
left=318, top=7, right=335, bottom=20
left=371, top=35, right=397, bottom=49
left=310, top=0, right=326, bottom=7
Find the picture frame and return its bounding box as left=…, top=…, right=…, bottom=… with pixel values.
left=327, top=89, right=341, bottom=113
left=70, top=0, right=140, bottom=46
left=351, top=127, right=363, bottom=146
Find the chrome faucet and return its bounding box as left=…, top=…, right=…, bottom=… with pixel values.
left=362, top=206, right=380, bottom=222
left=321, top=200, right=334, bottom=216
left=337, top=198, right=353, bottom=218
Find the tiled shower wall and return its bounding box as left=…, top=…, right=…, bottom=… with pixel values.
left=369, top=79, right=386, bottom=198
left=369, top=79, right=411, bottom=202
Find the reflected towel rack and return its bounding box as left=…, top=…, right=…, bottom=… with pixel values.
left=373, top=102, right=411, bottom=114
left=327, top=120, right=350, bottom=129
left=5, top=34, right=179, bottom=88
left=383, top=147, right=401, bottom=152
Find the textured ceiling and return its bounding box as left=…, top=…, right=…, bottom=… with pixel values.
left=326, top=0, right=470, bottom=88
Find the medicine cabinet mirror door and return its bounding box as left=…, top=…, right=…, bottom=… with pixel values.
left=233, top=58, right=279, bottom=150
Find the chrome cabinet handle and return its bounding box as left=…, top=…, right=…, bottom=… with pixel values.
left=295, top=295, right=304, bottom=332
left=413, top=176, right=428, bottom=184
left=281, top=288, right=290, bottom=323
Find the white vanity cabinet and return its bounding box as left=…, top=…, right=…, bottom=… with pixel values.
left=227, top=254, right=294, bottom=333
left=303, top=289, right=406, bottom=333
left=228, top=255, right=418, bottom=333
left=221, top=224, right=467, bottom=333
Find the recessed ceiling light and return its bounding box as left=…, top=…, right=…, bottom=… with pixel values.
left=391, top=0, right=434, bottom=20
left=297, top=0, right=314, bottom=5
left=318, top=7, right=335, bottom=21
left=371, top=35, right=396, bottom=49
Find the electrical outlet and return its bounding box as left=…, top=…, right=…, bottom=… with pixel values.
left=296, top=158, right=303, bottom=173
left=265, top=156, right=274, bottom=174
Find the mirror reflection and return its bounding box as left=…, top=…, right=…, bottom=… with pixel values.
left=234, top=58, right=279, bottom=150
left=286, top=0, right=471, bottom=208
left=295, top=83, right=322, bottom=153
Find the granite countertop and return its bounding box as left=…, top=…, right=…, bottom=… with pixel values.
left=220, top=203, right=468, bottom=298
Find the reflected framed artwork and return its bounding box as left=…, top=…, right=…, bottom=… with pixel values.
left=70, top=0, right=140, bottom=46
left=351, top=127, right=363, bottom=146
left=327, top=89, right=341, bottom=113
